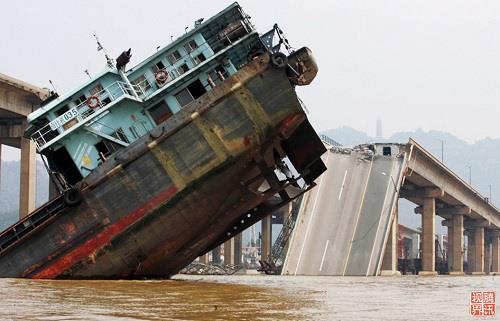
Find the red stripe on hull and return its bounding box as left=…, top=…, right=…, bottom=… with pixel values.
left=31, top=185, right=178, bottom=279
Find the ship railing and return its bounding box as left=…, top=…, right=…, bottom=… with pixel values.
left=31, top=81, right=136, bottom=150
left=320, top=134, right=342, bottom=147
left=130, top=41, right=215, bottom=99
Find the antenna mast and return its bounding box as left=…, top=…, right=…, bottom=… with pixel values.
left=93, top=33, right=114, bottom=69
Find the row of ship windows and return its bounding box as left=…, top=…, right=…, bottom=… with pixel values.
left=50, top=61, right=229, bottom=125
left=130, top=52, right=207, bottom=92
left=50, top=39, right=205, bottom=121
left=146, top=65, right=228, bottom=126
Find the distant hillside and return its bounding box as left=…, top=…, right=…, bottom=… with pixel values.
left=0, top=161, right=49, bottom=230
left=323, top=127, right=500, bottom=232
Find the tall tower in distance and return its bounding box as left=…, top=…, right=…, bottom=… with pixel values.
left=376, top=118, right=382, bottom=140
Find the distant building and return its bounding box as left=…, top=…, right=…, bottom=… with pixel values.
left=398, top=224, right=420, bottom=260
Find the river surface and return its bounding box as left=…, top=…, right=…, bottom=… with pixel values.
left=0, top=274, right=498, bottom=321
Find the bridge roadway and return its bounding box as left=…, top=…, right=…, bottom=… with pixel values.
left=283, top=144, right=406, bottom=276
left=283, top=139, right=500, bottom=276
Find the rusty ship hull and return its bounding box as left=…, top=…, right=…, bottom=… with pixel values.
left=0, top=50, right=326, bottom=278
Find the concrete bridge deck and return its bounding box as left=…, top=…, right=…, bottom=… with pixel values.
left=0, top=73, right=49, bottom=218
left=283, top=139, right=500, bottom=276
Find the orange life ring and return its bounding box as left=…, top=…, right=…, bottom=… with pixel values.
left=86, top=95, right=100, bottom=109
left=155, top=70, right=168, bottom=83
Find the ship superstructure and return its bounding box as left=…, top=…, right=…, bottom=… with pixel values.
left=27, top=4, right=269, bottom=186
left=0, top=3, right=326, bottom=278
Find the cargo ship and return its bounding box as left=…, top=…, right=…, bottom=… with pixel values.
left=0, top=3, right=326, bottom=278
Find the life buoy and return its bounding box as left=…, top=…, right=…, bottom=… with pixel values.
left=155, top=70, right=169, bottom=84
left=86, top=95, right=100, bottom=109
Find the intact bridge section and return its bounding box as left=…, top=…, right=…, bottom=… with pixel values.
left=0, top=73, right=49, bottom=218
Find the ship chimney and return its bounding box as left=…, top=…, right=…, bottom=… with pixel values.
left=116, top=48, right=132, bottom=70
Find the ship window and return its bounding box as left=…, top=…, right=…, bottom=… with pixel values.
left=187, top=79, right=206, bottom=100
left=177, top=63, right=189, bottom=75
left=55, top=105, right=69, bottom=117
left=184, top=40, right=198, bottom=53
left=152, top=61, right=165, bottom=73
left=167, top=50, right=182, bottom=64
left=131, top=75, right=152, bottom=95
left=174, top=88, right=194, bottom=107
left=174, top=80, right=207, bottom=108
left=95, top=140, right=120, bottom=162
left=148, top=100, right=173, bottom=125
left=90, top=83, right=103, bottom=96
left=207, top=65, right=228, bottom=87
left=102, top=97, right=112, bottom=106
left=74, top=94, right=87, bottom=106
left=194, top=53, right=206, bottom=65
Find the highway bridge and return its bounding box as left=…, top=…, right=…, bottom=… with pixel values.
left=283, top=139, right=500, bottom=276
left=0, top=73, right=49, bottom=218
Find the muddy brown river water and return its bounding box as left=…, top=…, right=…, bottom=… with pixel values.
left=0, top=275, right=498, bottom=320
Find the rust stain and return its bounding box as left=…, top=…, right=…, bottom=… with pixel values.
left=30, top=185, right=178, bottom=279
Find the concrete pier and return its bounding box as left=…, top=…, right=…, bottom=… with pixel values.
left=261, top=215, right=272, bottom=261
left=472, top=226, right=485, bottom=275
left=450, top=214, right=464, bottom=275
left=224, top=239, right=235, bottom=265
left=211, top=246, right=221, bottom=264
left=420, top=196, right=437, bottom=275
left=484, top=234, right=491, bottom=274
left=19, top=127, right=36, bottom=218
left=199, top=253, right=209, bottom=264
left=492, top=231, right=499, bottom=273
left=234, top=233, right=242, bottom=265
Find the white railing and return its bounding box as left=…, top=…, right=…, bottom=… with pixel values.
left=131, top=41, right=214, bottom=99
left=31, top=81, right=136, bottom=150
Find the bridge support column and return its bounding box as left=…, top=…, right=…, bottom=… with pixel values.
left=420, top=197, right=437, bottom=275
left=199, top=253, right=209, bottom=264
left=0, top=140, right=2, bottom=191
left=472, top=226, right=485, bottom=275
left=224, top=238, right=236, bottom=265
left=492, top=231, right=499, bottom=274
left=447, top=225, right=453, bottom=271
left=467, top=231, right=475, bottom=274
left=381, top=204, right=400, bottom=275
left=450, top=214, right=464, bottom=275
left=484, top=233, right=491, bottom=274
left=261, top=215, right=272, bottom=261
left=211, top=246, right=221, bottom=264
left=19, top=133, right=36, bottom=219
left=234, top=233, right=242, bottom=265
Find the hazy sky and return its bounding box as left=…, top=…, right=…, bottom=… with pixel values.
left=2, top=0, right=500, bottom=161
